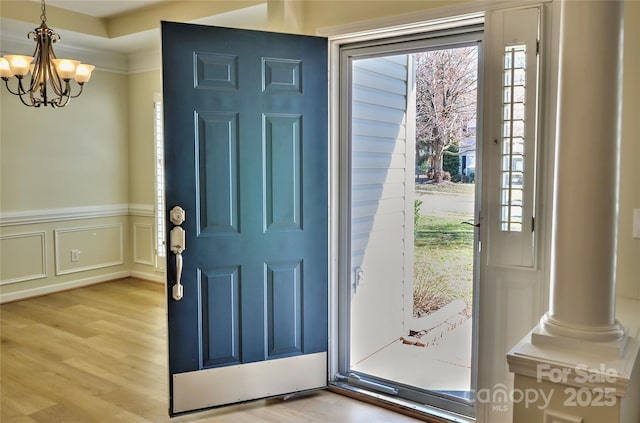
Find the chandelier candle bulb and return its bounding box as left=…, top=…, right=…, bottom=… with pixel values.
left=4, top=55, right=33, bottom=77
left=52, top=59, right=80, bottom=80
left=75, top=64, right=95, bottom=83
left=0, top=58, right=13, bottom=78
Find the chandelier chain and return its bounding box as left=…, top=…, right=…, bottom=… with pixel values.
left=40, top=0, right=47, bottom=23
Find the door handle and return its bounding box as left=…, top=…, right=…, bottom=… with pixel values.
left=461, top=220, right=480, bottom=228
left=170, top=226, right=186, bottom=301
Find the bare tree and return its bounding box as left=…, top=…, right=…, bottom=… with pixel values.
left=415, top=47, right=477, bottom=182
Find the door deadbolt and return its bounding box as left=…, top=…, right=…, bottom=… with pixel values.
left=170, top=206, right=186, bottom=225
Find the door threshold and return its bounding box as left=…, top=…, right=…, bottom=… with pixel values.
left=328, top=382, right=474, bottom=423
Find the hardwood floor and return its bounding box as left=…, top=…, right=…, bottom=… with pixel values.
left=0, top=278, right=422, bottom=423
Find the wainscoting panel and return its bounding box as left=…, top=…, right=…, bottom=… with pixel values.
left=0, top=205, right=162, bottom=303
left=0, top=231, right=47, bottom=285
left=55, top=224, right=124, bottom=275
left=133, top=223, right=155, bottom=266
left=493, top=273, right=541, bottom=386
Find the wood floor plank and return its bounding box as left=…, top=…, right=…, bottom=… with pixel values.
left=1, top=278, right=422, bottom=423
left=1, top=415, right=41, bottom=423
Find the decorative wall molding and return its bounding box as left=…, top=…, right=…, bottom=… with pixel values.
left=0, top=271, right=130, bottom=304
left=0, top=204, right=130, bottom=226
left=129, top=203, right=155, bottom=217
left=0, top=231, right=47, bottom=285
left=54, top=224, right=124, bottom=276
left=133, top=223, right=155, bottom=265
left=0, top=203, right=156, bottom=225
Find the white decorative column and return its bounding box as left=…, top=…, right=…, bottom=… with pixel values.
left=508, top=2, right=640, bottom=422
left=537, top=0, right=626, bottom=346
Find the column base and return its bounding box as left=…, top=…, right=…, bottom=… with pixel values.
left=508, top=324, right=640, bottom=423
left=540, top=312, right=626, bottom=342
left=509, top=324, right=639, bottom=395
left=535, top=313, right=627, bottom=359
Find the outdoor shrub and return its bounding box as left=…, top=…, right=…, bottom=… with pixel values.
left=443, top=145, right=460, bottom=176
left=414, top=199, right=423, bottom=229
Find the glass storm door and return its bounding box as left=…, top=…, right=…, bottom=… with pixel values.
left=341, top=32, right=482, bottom=419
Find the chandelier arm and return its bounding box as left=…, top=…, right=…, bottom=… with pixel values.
left=69, top=83, right=85, bottom=98
left=54, top=94, right=71, bottom=108
left=3, top=78, right=25, bottom=96
left=48, top=66, right=65, bottom=97
left=54, top=81, right=72, bottom=107
left=18, top=86, right=38, bottom=107
left=3, top=78, right=37, bottom=106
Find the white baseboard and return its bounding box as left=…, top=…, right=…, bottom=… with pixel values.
left=0, top=270, right=165, bottom=304
left=0, top=270, right=168, bottom=303
left=130, top=270, right=166, bottom=283
left=0, top=271, right=131, bottom=304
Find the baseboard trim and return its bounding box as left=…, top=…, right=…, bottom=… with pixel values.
left=0, top=271, right=130, bottom=304
left=0, top=270, right=167, bottom=303
left=130, top=270, right=166, bottom=283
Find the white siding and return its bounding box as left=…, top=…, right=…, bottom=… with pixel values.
left=350, top=55, right=414, bottom=366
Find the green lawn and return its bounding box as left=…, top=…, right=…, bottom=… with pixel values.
left=413, top=214, right=474, bottom=318
left=415, top=181, right=475, bottom=195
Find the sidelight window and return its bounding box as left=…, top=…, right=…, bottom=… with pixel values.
left=500, top=45, right=526, bottom=232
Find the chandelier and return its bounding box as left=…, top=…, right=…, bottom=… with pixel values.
left=0, top=0, right=94, bottom=108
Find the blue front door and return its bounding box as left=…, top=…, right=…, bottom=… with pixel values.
left=161, top=22, right=328, bottom=415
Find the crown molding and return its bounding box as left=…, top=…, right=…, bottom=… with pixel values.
left=0, top=31, right=129, bottom=73
left=127, top=47, right=161, bottom=74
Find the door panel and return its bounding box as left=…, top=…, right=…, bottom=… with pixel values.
left=162, top=22, right=328, bottom=415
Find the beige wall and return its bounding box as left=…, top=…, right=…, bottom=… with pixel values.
left=0, top=71, right=129, bottom=211
left=127, top=70, right=165, bottom=280
left=128, top=71, right=162, bottom=207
